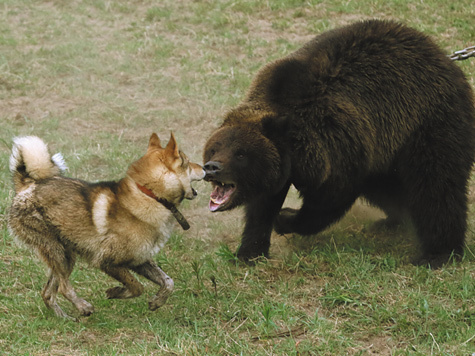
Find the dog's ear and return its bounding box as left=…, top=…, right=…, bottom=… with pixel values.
left=148, top=133, right=162, bottom=150
left=165, top=132, right=180, bottom=159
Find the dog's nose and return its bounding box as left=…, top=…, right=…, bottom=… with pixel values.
left=204, top=161, right=222, bottom=180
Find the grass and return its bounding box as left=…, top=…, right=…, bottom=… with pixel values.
left=1, top=0, right=475, bottom=355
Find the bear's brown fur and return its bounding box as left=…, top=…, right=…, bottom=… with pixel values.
left=203, top=20, right=475, bottom=266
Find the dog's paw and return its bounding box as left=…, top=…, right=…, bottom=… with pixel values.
left=77, top=300, right=94, bottom=316
left=51, top=304, right=76, bottom=320
left=149, top=294, right=170, bottom=311
left=106, top=286, right=130, bottom=299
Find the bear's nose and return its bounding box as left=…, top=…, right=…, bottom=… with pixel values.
left=204, top=161, right=223, bottom=179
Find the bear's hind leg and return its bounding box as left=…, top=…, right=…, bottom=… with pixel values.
left=402, top=128, right=472, bottom=267
left=409, top=192, right=467, bottom=266
left=407, top=175, right=468, bottom=267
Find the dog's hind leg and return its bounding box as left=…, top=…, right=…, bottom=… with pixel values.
left=101, top=265, right=144, bottom=299
left=41, top=273, right=71, bottom=319
left=57, top=251, right=94, bottom=317
left=132, top=261, right=174, bottom=310
left=40, top=247, right=94, bottom=318
left=38, top=250, right=93, bottom=318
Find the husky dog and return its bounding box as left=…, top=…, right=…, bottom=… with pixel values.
left=8, top=133, right=205, bottom=319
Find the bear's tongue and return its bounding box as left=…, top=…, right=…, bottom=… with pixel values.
left=209, top=183, right=235, bottom=212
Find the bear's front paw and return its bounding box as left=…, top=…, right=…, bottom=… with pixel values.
left=235, top=251, right=268, bottom=265
left=274, top=208, right=298, bottom=234
left=236, top=247, right=269, bottom=262
left=413, top=252, right=462, bottom=269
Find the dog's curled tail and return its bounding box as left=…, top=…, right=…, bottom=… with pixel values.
left=10, top=136, right=67, bottom=192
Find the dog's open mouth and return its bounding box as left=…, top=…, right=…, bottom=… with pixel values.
left=209, top=181, right=236, bottom=212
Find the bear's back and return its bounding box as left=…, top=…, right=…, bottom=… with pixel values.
left=246, top=20, right=471, bottom=120
left=243, top=19, right=475, bottom=179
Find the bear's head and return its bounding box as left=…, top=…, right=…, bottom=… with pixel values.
left=203, top=121, right=287, bottom=212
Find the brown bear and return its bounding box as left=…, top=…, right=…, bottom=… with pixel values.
left=203, top=19, right=475, bottom=266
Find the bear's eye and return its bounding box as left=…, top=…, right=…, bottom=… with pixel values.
left=236, top=151, right=246, bottom=160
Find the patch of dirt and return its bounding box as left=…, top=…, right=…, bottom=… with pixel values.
left=349, top=335, right=395, bottom=355
left=0, top=95, right=79, bottom=123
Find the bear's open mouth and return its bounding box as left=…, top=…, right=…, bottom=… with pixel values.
left=209, top=181, right=236, bottom=212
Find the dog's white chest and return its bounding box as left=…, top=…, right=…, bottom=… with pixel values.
left=138, top=217, right=174, bottom=262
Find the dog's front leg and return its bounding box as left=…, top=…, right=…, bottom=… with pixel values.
left=132, top=261, right=174, bottom=310
left=101, top=265, right=144, bottom=299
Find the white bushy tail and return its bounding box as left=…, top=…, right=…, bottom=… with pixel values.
left=10, top=136, right=67, bottom=191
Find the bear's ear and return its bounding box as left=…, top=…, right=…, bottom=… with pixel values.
left=261, top=114, right=289, bottom=139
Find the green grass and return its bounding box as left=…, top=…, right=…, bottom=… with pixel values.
left=1, top=0, right=475, bottom=355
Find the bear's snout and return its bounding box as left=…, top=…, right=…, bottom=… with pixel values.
left=204, top=161, right=223, bottom=181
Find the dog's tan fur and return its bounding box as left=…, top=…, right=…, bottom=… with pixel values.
left=8, top=133, right=204, bottom=319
